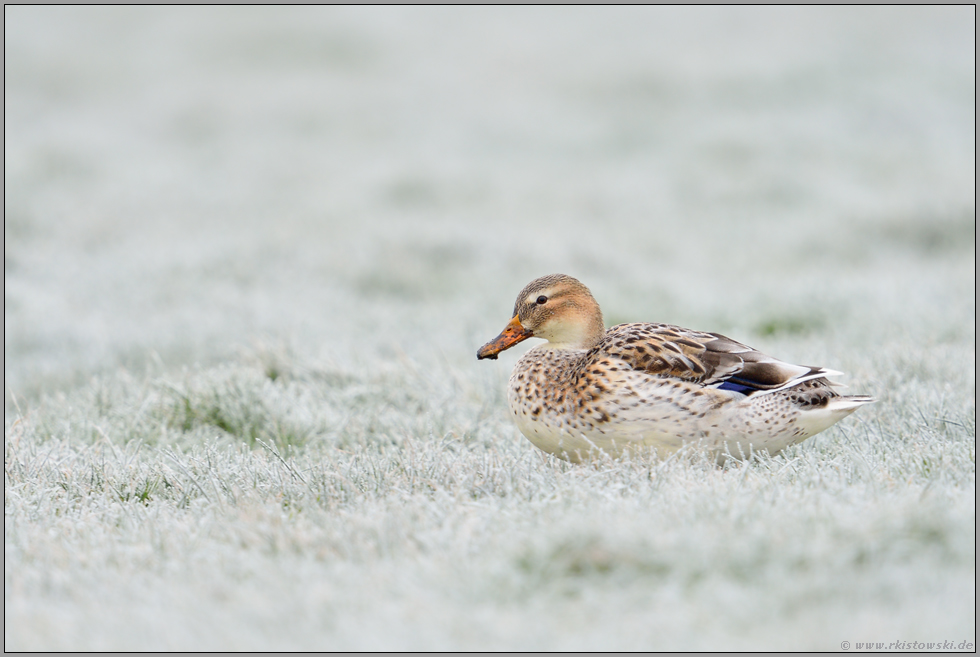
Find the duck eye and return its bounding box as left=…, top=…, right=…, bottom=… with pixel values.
left=536, top=295, right=548, bottom=305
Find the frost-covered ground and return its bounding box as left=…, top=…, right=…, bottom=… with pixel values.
left=5, top=6, right=976, bottom=651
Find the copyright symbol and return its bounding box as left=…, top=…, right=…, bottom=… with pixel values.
left=842, top=641, right=850, bottom=650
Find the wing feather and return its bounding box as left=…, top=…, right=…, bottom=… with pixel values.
left=598, top=323, right=832, bottom=395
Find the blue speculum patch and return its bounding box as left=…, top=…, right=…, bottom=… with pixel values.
left=717, top=381, right=758, bottom=395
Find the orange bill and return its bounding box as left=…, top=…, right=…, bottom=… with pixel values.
left=477, top=315, right=534, bottom=360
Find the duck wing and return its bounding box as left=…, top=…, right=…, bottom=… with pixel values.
left=599, top=323, right=834, bottom=395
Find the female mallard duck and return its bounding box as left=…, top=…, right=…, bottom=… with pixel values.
left=478, top=274, right=873, bottom=462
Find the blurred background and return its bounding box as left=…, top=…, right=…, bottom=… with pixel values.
left=5, top=6, right=976, bottom=401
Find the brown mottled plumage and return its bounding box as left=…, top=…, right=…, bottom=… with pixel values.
left=478, top=274, right=874, bottom=463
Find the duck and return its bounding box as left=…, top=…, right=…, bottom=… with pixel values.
left=477, top=274, right=874, bottom=463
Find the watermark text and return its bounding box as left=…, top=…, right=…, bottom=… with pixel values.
left=841, top=640, right=974, bottom=651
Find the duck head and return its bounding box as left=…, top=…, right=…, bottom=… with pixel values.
left=477, top=274, right=605, bottom=359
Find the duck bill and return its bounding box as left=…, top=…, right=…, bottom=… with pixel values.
left=477, top=315, right=533, bottom=360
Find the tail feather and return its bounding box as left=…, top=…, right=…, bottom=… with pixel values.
left=826, top=395, right=876, bottom=413
left=793, top=394, right=875, bottom=437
